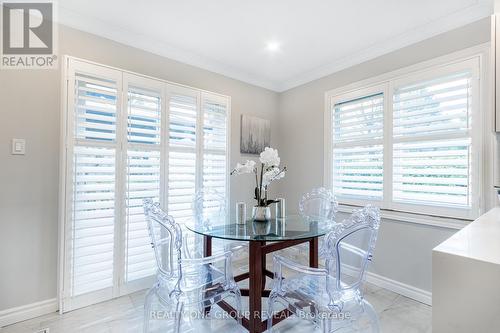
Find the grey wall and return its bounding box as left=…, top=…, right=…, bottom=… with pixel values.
left=275, top=17, right=492, bottom=293
left=0, top=25, right=279, bottom=311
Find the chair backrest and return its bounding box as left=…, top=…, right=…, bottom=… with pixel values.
left=299, top=187, right=338, bottom=222
left=323, top=205, right=380, bottom=295
left=143, top=199, right=183, bottom=278
left=192, top=188, right=227, bottom=228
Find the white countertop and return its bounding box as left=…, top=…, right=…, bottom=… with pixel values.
left=434, top=207, right=500, bottom=265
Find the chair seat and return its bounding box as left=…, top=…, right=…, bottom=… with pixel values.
left=280, top=274, right=363, bottom=315
left=155, top=263, right=229, bottom=305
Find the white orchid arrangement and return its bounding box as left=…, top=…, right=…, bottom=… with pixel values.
left=231, top=147, right=286, bottom=207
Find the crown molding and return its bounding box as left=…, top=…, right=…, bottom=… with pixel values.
left=57, top=6, right=281, bottom=92
left=57, top=2, right=492, bottom=93
left=276, top=1, right=493, bottom=92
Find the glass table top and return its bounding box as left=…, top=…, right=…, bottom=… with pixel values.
left=184, top=215, right=331, bottom=242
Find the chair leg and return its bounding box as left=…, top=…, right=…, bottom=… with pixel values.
left=143, top=287, right=156, bottom=333
left=231, top=288, right=243, bottom=325
left=267, top=292, right=278, bottom=332
left=363, top=300, right=380, bottom=333
left=321, top=317, right=331, bottom=333
left=174, top=301, right=184, bottom=333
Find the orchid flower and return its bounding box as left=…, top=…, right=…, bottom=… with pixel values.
left=231, top=147, right=286, bottom=207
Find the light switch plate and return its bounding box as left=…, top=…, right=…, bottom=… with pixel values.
left=11, top=138, right=26, bottom=155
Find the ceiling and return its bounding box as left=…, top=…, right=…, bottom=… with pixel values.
left=57, top=0, right=493, bottom=92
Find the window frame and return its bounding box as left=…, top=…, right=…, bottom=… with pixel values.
left=324, top=47, right=487, bottom=222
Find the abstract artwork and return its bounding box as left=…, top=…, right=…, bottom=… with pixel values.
left=240, top=115, right=271, bottom=155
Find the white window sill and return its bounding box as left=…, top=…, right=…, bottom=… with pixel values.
left=336, top=205, right=471, bottom=230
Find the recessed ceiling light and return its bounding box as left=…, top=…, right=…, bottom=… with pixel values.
left=266, top=41, right=280, bottom=52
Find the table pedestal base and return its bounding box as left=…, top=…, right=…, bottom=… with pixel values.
left=204, top=236, right=319, bottom=333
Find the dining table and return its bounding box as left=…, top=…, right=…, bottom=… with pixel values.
left=185, top=214, right=330, bottom=333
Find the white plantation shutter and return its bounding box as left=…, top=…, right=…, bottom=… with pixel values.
left=71, top=146, right=115, bottom=296
left=166, top=90, right=230, bottom=223
left=167, top=87, right=199, bottom=223
left=127, top=88, right=162, bottom=145
left=392, top=70, right=474, bottom=211
left=326, top=57, right=480, bottom=220
left=62, top=58, right=230, bottom=312
left=202, top=94, right=229, bottom=195
left=125, top=150, right=160, bottom=282
left=393, top=139, right=471, bottom=205
left=74, top=75, right=117, bottom=142
left=331, top=92, right=384, bottom=202
left=123, top=76, right=163, bottom=286
left=202, top=94, right=230, bottom=218
left=63, top=61, right=122, bottom=311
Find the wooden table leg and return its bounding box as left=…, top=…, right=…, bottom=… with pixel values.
left=309, top=237, right=318, bottom=268
left=249, top=241, right=264, bottom=333
left=261, top=241, right=266, bottom=291
left=204, top=235, right=212, bottom=257
left=202, top=237, right=318, bottom=332
left=203, top=235, right=212, bottom=315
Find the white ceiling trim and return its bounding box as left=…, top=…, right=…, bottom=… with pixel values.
left=57, top=6, right=281, bottom=91
left=58, top=2, right=491, bottom=93
left=277, top=1, right=492, bottom=92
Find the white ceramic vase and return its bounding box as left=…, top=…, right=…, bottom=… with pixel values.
left=252, top=206, right=271, bottom=222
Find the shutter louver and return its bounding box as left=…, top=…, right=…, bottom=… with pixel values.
left=75, top=74, right=117, bottom=142
left=168, top=90, right=198, bottom=223
left=203, top=153, right=226, bottom=194
left=202, top=96, right=228, bottom=200
left=332, top=93, right=384, bottom=200
left=124, top=83, right=162, bottom=283
left=393, top=71, right=472, bottom=208
left=169, top=94, right=197, bottom=148
left=168, top=151, right=197, bottom=221
left=72, top=146, right=115, bottom=296
left=127, top=88, right=161, bottom=145
left=393, top=72, right=470, bottom=137
left=125, top=150, right=161, bottom=282
left=203, top=99, right=227, bottom=151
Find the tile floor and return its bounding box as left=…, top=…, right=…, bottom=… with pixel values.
left=1, top=250, right=431, bottom=333
left=1, top=281, right=431, bottom=333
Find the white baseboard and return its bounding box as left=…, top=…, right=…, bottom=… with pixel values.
left=343, top=264, right=432, bottom=306
left=365, top=270, right=432, bottom=306
left=0, top=298, right=58, bottom=328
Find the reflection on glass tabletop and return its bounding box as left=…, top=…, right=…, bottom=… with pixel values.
left=184, top=215, right=332, bottom=242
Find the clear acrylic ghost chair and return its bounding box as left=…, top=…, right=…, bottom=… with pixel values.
left=173, top=189, right=226, bottom=259
left=189, top=189, right=248, bottom=264
left=285, top=188, right=338, bottom=260
left=299, top=187, right=339, bottom=224
left=143, top=199, right=242, bottom=333
left=267, top=205, right=381, bottom=333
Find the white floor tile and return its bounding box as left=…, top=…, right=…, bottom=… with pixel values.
left=1, top=281, right=431, bottom=333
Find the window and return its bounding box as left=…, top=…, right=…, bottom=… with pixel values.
left=331, top=90, right=384, bottom=201
left=325, top=57, right=481, bottom=220
left=392, top=71, right=473, bottom=211
left=61, top=58, right=230, bottom=312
